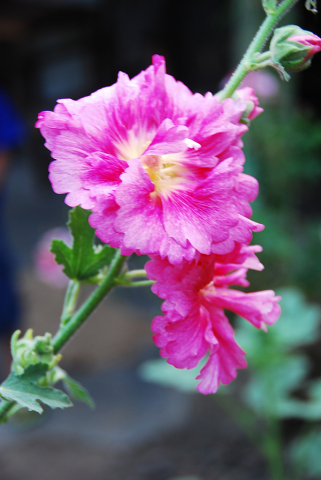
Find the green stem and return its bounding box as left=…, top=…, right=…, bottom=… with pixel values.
left=219, top=0, right=299, bottom=100
left=52, top=249, right=127, bottom=353
left=61, top=280, right=81, bottom=325
left=124, top=280, right=155, bottom=287
left=263, top=416, right=287, bottom=480
left=0, top=399, right=15, bottom=422
left=123, top=269, right=148, bottom=279
left=0, top=250, right=127, bottom=421
left=213, top=394, right=263, bottom=452
left=256, top=51, right=272, bottom=63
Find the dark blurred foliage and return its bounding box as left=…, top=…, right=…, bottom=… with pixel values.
left=0, top=0, right=231, bottom=184
left=245, top=106, right=321, bottom=299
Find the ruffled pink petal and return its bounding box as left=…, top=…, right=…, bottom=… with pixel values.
left=214, top=268, right=249, bottom=288
left=162, top=158, right=241, bottom=254
left=215, top=243, right=264, bottom=276
left=207, top=289, right=282, bottom=329
left=143, top=119, right=189, bottom=155
left=152, top=307, right=212, bottom=369
left=89, top=195, right=126, bottom=249
left=114, top=159, right=196, bottom=263
left=196, top=307, right=247, bottom=394
left=211, top=215, right=264, bottom=255
left=146, top=254, right=215, bottom=317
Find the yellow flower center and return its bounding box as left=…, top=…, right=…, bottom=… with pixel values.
left=141, top=153, right=187, bottom=198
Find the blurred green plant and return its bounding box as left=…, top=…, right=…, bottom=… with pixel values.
left=243, top=108, right=321, bottom=298
left=139, top=287, right=321, bottom=480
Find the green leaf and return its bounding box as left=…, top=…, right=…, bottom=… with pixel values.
left=242, top=355, right=310, bottom=418
left=51, top=239, right=74, bottom=278
left=53, top=367, right=95, bottom=409
left=0, top=364, right=72, bottom=414
left=63, top=375, right=95, bottom=409
left=138, top=357, right=229, bottom=394
left=273, top=288, right=321, bottom=348
left=51, top=206, right=116, bottom=281
left=262, top=0, right=277, bottom=14
left=138, top=358, right=204, bottom=393
left=289, top=429, right=321, bottom=477
left=305, top=0, right=318, bottom=14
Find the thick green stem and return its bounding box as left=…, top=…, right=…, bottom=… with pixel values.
left=263, top=416, right=288, bottom=480
left=61, top=280, right=81, bottom=324
left=219, top=0, right=299, bottom=100
left=0, top=399, right=15, bottom=422
left=53, top=250, right=127, bottom=353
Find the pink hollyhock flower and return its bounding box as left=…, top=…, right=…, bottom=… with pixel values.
left=146, top=244, right=281, bottom=394
left=36, top=55, right=263, bottom=264
left=34, top=227, right=72, bottom=288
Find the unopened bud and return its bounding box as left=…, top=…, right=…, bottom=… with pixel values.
left=232, top=87, right=263, bottom=125
left=270, top=25, right=321, bottom=76
left=11, top=329, right=62, bottom=375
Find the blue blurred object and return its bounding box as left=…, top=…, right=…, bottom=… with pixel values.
left=0, top=189, right=20, bottom=336
left=0, top=88, right=25, bottom=150
left=0, top=86, right=25, bottom=337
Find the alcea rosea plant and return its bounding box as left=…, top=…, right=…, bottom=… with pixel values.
left=0, top=0, right=320, bottom=426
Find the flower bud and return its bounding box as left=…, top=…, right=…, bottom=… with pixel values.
left=232, top=87, right=263, bottom=125
left=11, top=329, right=62, bottom=375
left=270, top=25, right=321, bottom=75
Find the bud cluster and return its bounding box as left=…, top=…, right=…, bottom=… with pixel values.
left=11, top=329, right=62, bottom=375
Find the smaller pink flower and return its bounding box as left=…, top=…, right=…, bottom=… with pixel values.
left=34, top=227, right=72, bottom=288
left=146, top=244, right=281, bottom=394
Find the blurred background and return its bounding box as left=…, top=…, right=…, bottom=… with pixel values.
left=0, top=0, right=320, bottom=479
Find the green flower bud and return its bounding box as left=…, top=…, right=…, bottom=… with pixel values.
left=10, top=329, right=62, bottom=375
left=270, top=25, right=321, bottom=77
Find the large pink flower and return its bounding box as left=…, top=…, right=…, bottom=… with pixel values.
left=146, top=244, right=281, bottom=394
left=36, top=55, right=263, bottom=264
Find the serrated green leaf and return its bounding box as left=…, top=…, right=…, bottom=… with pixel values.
left=51, top=239, right=73, bottom=278
left=51, top=206, right=116, bottom=281
left=0, top=364, right=72, bottom=414
left=53, top=367, right=94, bottom=409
